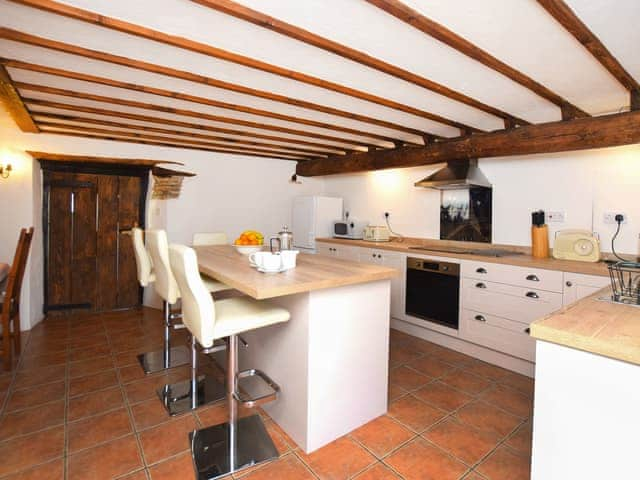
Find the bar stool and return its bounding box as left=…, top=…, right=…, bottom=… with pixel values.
left=132, top=227, right=155, bottom=287
left=140, top=230, right=230, bottom=376
left=193, top=232, right=228, bottom=246
left=168, top=244, right=290, bottom=479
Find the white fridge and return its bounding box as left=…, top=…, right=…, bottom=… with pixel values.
left=292, top=196, right=343, bottom=253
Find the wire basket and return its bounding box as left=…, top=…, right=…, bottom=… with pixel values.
left=608, top=262, right=640, bottom=304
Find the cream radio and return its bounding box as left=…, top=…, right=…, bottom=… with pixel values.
left=552, top=229, right=601, bottom=262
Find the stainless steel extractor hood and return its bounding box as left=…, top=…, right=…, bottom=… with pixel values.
left=414, top=159, right=491, bottom=190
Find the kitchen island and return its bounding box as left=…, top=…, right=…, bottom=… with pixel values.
left=529, top=288, right=640, bottom=480
left=194, top=245, right=397, bottom=453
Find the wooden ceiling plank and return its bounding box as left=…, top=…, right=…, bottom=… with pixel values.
left=32, top=114, right=346, bottom=155
left=365, top=0, right=589, bottom=118
left=9, top=70, right=415, bottom=146
left=296, top=110, right=640, bottom=176
left=25, top=100, right=364, bottom=151
left=191, top=0, right=528, bottom=126
left=537, top=0, right=640, bottom=94
left=0, top=64, right=39, bottom=132
left=36, top=120, right=325, bottom=159
left=0, top=30, right=459, bottom=138
left=27, top=151, right=183, bottom=166
left=37, top=128, right=309, bottom=161
left=22, top=94, right=384, bottom=149
left=3, top=1, right=491, bottom=131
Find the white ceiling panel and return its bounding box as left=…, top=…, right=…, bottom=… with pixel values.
left=0, top=0, right=505, bottom=130
left=565, top=0, right=640, bottom=88
left=400, top=0, right=630, bottom=114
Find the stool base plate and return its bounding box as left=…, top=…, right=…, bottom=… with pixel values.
left=190, top=414, right=278, bottom=480
left=157, top=376, right=226, bottom=416
left=137, top=345, right=190, bottom=374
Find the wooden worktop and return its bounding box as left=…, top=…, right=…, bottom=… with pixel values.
left=531, top=288, right=640, bottom=365
left=317, top=237, right=611, bottom=277
left=195, top=245, right=397, bottom=300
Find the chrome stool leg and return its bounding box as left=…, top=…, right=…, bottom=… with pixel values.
left=137, top=300, right=190, bottom=374
left=158, top=335, right=226, bottom=416
left=189, top=335, right=279, bottom=480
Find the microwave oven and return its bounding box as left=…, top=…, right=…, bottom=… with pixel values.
left=333, top=220, right=367, bottom=239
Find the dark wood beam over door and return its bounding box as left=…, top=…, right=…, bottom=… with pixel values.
left=3, top=1, right=491, bottom=130
left=537, top=0, right=640, bottom=110
left=365, top=0, right=589, bottom=119
left=296, top=110, right=640, bottom=176
left=0, top=28, right=465, bottom=136
left=191, top=0, right=528, bottom=127
left=0, top=65, right=38, bottom=132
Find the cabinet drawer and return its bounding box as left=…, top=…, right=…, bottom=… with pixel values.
left=462, top=309, right=535, bottom=361
left=462, top=278, right=563, bottom=324
left=463, top=260, right=563, bottom=292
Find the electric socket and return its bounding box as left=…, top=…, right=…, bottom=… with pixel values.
left=546, top=211, right=565, bottom=223
left=603, top=212, right=627, bottom=224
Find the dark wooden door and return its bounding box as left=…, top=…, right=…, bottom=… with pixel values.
left=44, top=167, right=147, bottom=313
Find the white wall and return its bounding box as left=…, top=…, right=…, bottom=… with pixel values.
left=0, top=107, right=321, bottom=328
left=323, top=145, right=640, bottom=255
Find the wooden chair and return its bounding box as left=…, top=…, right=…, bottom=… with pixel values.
left=1, top=227, right=34, bottom=370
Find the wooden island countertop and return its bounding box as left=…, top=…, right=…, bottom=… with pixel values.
left=530, top=287, right=640, bottom=365
left=194, top=245, right=397, bottom=300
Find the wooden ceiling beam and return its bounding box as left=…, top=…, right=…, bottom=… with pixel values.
left=36, top=120, right=325, bottom=159
left=9, top=70, right=413, bottom=146
left=365, top=0, right=589, bottom=119
left=537, top=0, right=640, bottom=99
left=3, top=1, right=489, bottom=132
left=296, top=110, right=640, bottom=176
left=37, top=128, right=310, bottom=161
left=25, top=100, right=363, bottom=152
left=32, top=114, right=346, bottom=156
left=0, top=64, right=39, bottom=132
left=191, top=0, right=528, bottom=126
left=0, top=29, right=465, bottom=138
left=21, top=92, right=384, bottom=149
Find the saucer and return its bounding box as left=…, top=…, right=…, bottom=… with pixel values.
left=257, top=266, right=286, bottom=274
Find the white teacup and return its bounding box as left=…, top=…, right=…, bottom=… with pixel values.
left=249, top=251, right=270, bottom=268
left=261, top=253, right=283, bottom=272
left=280, top=250, right=299, bottom=270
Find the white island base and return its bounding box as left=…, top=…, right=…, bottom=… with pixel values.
left=532, top=340, right=640, bottom=479
left=232, top=279, right=390, bottom=454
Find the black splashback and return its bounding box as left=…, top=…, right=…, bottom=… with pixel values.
left=440, top=187, right=492, bottom=243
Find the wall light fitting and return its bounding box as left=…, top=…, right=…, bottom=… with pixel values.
left=0, top=164, right=11, bottom=179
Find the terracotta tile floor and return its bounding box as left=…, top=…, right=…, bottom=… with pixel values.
left=0, top=309, right=534, bottom=479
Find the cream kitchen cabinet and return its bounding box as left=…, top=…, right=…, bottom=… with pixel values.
left=562, top=272, right=610, bottom=305
left=316, top=242, right=360, bottom=261
left=358, top=248, right=405, bottom=320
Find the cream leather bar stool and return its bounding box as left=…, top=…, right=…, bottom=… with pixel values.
left=168, top=244, right=290, bottom=479
left=132, top=228, right=155, bottom=287
left=192, top=232, right=228, bottom=246
left=143, top=230, right=230, bottom=377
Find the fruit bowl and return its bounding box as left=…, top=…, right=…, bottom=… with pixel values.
left=234, top=244, right=263, bottom=256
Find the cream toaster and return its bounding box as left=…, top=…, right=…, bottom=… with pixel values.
left=552, top=229, right=601, bottom=262
left=363, top=225, right=391, bottom=242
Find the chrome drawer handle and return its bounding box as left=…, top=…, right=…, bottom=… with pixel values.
left=526, top=291, right=539, bottom=299
left=526, top=274, right=540, bottom=282
left=474, top=315, right=486, bottom=322
left=476, top=267, right=487, bottom=274
left=475, top=282, right=487, bottom=289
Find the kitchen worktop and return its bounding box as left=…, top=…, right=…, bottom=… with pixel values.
left=530, top=288, right=640, bottom=365
left=317, top=237, right=611, bottom=277
left=195, top=245, right=397, bottom=299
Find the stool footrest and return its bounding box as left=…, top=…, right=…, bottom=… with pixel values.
left=233, top=369, right=280, bottom=408
left=202, top=339, right=227, bottom=355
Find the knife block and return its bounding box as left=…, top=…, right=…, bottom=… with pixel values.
left=531, top=225, right=550, bottom=259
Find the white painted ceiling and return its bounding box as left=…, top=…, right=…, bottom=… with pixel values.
left=0, top=0, right=637, bottom=160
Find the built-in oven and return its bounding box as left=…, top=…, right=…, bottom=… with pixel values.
left=405, top=257, right=460, bottom=330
